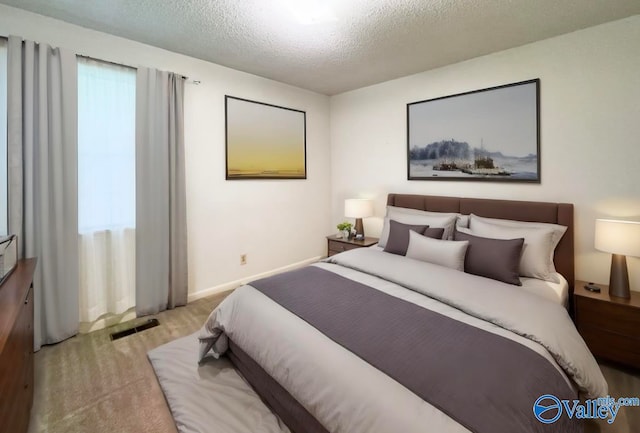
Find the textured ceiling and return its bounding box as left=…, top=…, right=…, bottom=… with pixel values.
left=1, top=0, right=639, bottom=95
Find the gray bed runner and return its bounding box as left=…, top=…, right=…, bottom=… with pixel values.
left=250, top=266, right=581, bottom=433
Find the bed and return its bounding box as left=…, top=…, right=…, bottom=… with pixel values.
left=188, top=194, right=606, bottom=433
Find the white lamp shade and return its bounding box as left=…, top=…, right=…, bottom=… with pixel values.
left=595, top=219, right=640, bottom=257
left=344, top=199, right=373, bottom=218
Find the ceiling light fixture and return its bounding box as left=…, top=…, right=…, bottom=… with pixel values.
left=278, top=0, right=337, bottom=25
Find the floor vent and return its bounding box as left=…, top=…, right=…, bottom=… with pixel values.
left=110, top=318, right=160, bottom=341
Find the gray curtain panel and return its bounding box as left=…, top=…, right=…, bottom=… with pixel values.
left=7, top=36, right=79, bottom=350
left=135, top=68, right=188, bottom=316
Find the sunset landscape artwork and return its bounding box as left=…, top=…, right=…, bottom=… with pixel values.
left=226, top=96, right=306, bottom=179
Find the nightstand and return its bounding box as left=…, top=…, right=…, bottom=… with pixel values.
left=574, top=280, right=640, bottom=369
left=326, top=235, right=378, bottom=257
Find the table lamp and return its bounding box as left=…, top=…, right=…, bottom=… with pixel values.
left=594, top=219, right=640, bottom=299
left=345, top=199, right=373, bottom=240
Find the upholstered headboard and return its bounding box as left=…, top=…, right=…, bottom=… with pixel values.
left=387, top=194, right=575, bottom=307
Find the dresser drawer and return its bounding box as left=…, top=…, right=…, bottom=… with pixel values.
left=0, top=332, right=21, bottom=403
left=327, top=240, right=361, bottom=254
left=0, top=259, right=37, bottom=433
left=578, top=325, right=640, bottom=368
left=575, top=296, right=640, bottom=339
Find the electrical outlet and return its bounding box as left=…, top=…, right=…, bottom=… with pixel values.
left=240, top=254, right=247, bottom=265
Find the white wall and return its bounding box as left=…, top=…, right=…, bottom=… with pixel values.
left=2, top=5, right=638, bottom=293
left=330, top=16, right=640, bottom=290
left=0, top=5, right=333, bottom=298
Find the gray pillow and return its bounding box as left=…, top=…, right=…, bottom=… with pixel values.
left=454, top=230, right=525, bottom=286
left=423, top=227, right=445, bottom=240
left=383, top=220, right=429, bottom=256
left=466, top=218, right=556, bottom=281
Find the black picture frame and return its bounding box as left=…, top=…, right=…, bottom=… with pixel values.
left=407, top=79, right=540, bottom=183
left=225, top=96, right=307, bottom=180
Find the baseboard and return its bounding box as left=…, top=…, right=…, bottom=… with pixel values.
left=187, top=256, right=323, bottom=303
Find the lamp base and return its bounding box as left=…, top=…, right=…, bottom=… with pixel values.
left=609, top=254, right=630, bottom=299
left=354, top=218, right=365, bottom=239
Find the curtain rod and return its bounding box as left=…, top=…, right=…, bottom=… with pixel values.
left=1, top=35, right=200, bottom=84
left=77, top=54, right=199, bottom=84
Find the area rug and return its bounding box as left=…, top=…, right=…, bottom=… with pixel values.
left=148, top=333, right=290, bottom=433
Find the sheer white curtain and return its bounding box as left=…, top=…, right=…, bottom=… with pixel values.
left=78, top=57, right=136, bottom=323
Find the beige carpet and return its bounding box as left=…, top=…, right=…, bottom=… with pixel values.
left=28, top=290, right=640, bottom=433
left=28, top=291, right=230, bottom=433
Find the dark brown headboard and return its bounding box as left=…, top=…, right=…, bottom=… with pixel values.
left=387, top=194, right=575, bottom=308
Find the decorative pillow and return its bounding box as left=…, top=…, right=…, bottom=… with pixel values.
left=379, top=208, right=457, bottom=247
left=467, top=219, right=556, bottom=282
left=405, top=231, right=469, bottom=272
left=383, top=220, right=429, bottom=256
left=423, top=227, right=445, bottom=240
left=469, top=214, right=567, bottom=272
left=454, top=231, right=524, bottom=285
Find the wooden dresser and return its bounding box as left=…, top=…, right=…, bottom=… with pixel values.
left=0, top=259, right=37, bottom=433
left=574, top=280, right=640, bottom=369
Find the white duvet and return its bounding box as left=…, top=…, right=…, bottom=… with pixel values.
left=199, top=249, right=607, bottom=433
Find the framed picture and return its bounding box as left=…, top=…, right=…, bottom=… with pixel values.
left=407, top=79, right=540, bottom=182
left=225, top=96, right=306, bottom=179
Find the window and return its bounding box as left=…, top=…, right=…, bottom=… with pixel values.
left=0, top=39, right=8, bottom=236
left=78, top=57, right=136, bottom=233
left=77, top=57, right=136, bottom=323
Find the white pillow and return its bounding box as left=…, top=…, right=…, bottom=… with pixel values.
left=469, top=214, right=567, bottom=254
left=457, top=214, right=470, bottom=228
left=380, top=206, right=458, bottom=245
left=380, top=215, right=456, bottom=247
left=405, top=230, right=468, bottom=272
left=468, top=218, right=556, bottom=282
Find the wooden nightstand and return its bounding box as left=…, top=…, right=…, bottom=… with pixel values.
left=574, top=280, right=640, bottom=369
left=326, top=235, right=378, bottom=257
